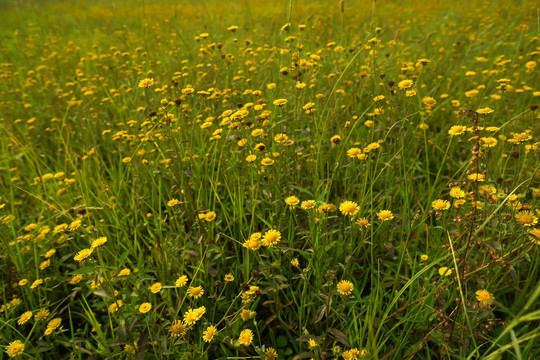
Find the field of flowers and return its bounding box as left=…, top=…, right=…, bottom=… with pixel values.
left=1, top=0, right=539, bottom=359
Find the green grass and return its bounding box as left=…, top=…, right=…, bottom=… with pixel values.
left=0, top=0, right=539, bottom=359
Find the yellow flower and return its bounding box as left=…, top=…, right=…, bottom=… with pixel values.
left=291, top=258, right=300, bottom=268
left=356, top=218, right=371, bottom=228
left=243, top=236, right=261, bottom=251
left=301, top=200, right=316, bottom=210
left=6, top=340, right=24, bottom=358
left=167, top=198, right=179, bottom=207
left=449, top=186, right=465, bottom=198
left=246, top=154, right=257, bottom=162
left=73, top=248, right=93, bottom=262
left=183, top=306, right=206, bottom=325
left=262, top=229, right=281, bottom=247
left=480, top=137, right=498, bottom=147
left=17, top=311, right=32, bottom=325
left=529, top=228, right=540, bottom=245
left=308, top=338, right=318, bottom=348
left=31, top=279, right=43, bottom=289
left=515, top=211, right=538, bottom=227
left=203, top=325, right=217, bottom=342
left=34, top=308, right=50, bottom=321
left=448, top=125, right=466, bottom=136
left=69, top=219, right=82, bottom=230
left=347, top=147, right=362, bottom=158
left=241, top=309, right=256, bottom=321
left=204, top=211, right=217, bottom=221
left=91, top=236, right=107, bottom=248
left=438, top=267, right=453, bottom=277
left=421, top=254, right=428, bottom=261
left=138, top=78, right=155, bottom=88
left=273, top=98, right=288, bottom=106
left=169, top=320, right=187, bottom=337
left=187, top=286, right=204, bottom=299
left=468, top=173, right=486, bottom=182
left=377, top=210, right=394, bottom=221
left=238, top=329, right=254, bottom=346
left=422, top=96, right=437, bottom=107
left=118, top=268, right=131, bottom=277
left=70, top=275, right=83, bottom=284
left=398, top=79, right=413, bottom=89
left=46, top=317, right=62, bottom=332
left=337, top=280, right=354, bottom=295
left=138, top=302, right=152, bottom=314
left=108, top=300, right=123, bottom=313
left=339, top=201, right=360, bottom=216
left=224, top=274, right=234, bottom=282
left=476, top=107, right=494, bottom=115
left=476, top=289, right=495, bottom=304
left=261, top=157, right=274, bottom=166
left=265, top=347, right=278, bottom=360
left=150, top=282, right=162, bottom=293
left=432, top=199, right=450, bottom=211
left=285, top=196, right=300, bottom=207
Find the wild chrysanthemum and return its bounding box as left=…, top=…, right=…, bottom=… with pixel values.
left=91, top=236, right=107, bottom=248
left=529, top=229, right=540, bottom=245
left=46, top=318, right=62, bottom=333
left=476, top=289, right=495, bottom=304
left=448, top=125, right=466, bottom=136
left=377, top=210, right=394, bottom=221
left=118, top=268, right=131, bottom=277
left=265, top=347, right=278, bottom=360
left=108, top=300, right=123, bottom=313
left=439, top=267, right=453, bottom=277
left=468, top=173, right=486, bottom=182
left=449, top=186, right=465, bottom=198
left=169, top=320, right=187, bottom=337
left=337, top=280, right=354, bottom=295
left=432, top=199, right=450, bottom=211
left=138, top=78, right=155, bottom=88
left=273, top=98, right=287, bottom=106
left=150, top=282, right=162, bottom=293
left=202, top=325, right=217, bottom=342
left=31, top=279, right=43, bottom=289
left=262, top=229, right=281, bottom=247
left=187, top=286, right=204, bottom=299
left=339, top=201, right=360, bottom=216
left=356, top=218, right=370, bottom=228
left=480, top=137, right=498, bottom=147
left=167, top=198, right=179, bottom=207
left=285, top=196, right=300, bottom=207
left=34, top=309, right=50, bottom=321
left=138, top=303, right=152, bottom=314
left=238, top=329, right=254, bottom=346
left=476, top=107, right=494, bottom=114
left=6, top=340, right=24, bottom=358
left=204, top=211, right=216, bottom=221
left=17, top=311, right=32, bottom=325
left=398, top=79, right=413, bottom=89
left=301, top=200, right=316, bottom=210
left=175, top=275, right=188, bottom=287
left=515, top=211, right=538, bottom=227
left=73, top=248, right=93, bottom=262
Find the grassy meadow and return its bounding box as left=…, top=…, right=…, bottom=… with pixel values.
left=1, top=0, right=540, bottom=358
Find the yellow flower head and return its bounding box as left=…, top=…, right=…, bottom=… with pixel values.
left=238, top=329, right=254, bottom=346
left=476, top=289, right=495, bottom=304
left=339, top=201, right=360, bottom=216
left=337, top=280, right=354, bottom=296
